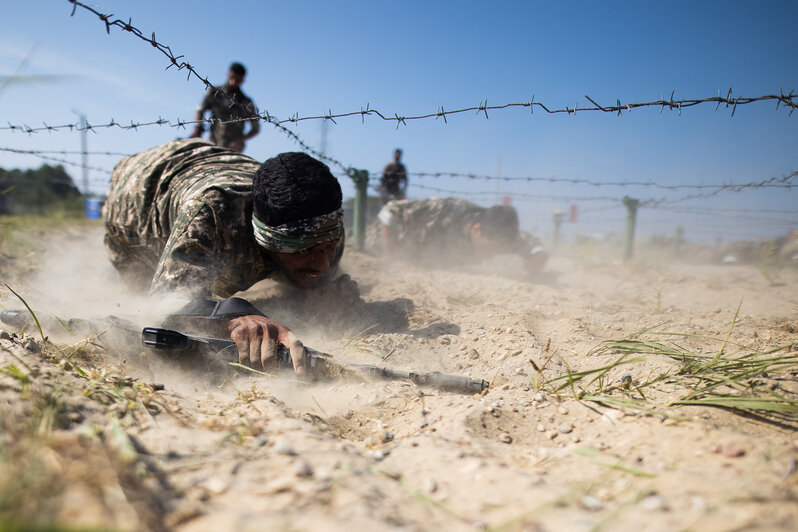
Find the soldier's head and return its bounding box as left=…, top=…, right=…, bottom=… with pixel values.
left=469, top=205, right=520, bottom=258
left=227, top=62, right=247, bottom=89
left=252, top=152, right=344, bottom=288
left=393, top=149, right=402, bottom=162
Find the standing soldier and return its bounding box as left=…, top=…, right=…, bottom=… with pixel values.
left=379, top=148, right=408, bottom=205
left=192, top=62, right=260, bottom=152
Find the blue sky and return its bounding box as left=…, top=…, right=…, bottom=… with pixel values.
left=1, top=0, right=795, bottom=244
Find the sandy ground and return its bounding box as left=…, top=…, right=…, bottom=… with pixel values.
left=1, top=225, right=797, bottom=531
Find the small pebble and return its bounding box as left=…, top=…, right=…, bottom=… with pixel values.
left=558, top=406, right=568, bottom=415
left=558, top=422, right=573, bottom=434
left=469, top=349, right=480, bottom=360
left=690, top=496, right=708, bottom=512
left=533, top=392, right=545, bottom=402
left=371, top=449, right=389, bottom=461
left=23, top=338, right=39, bottom=353
left=621, top=374, right=633, bottom=388
left=602, top=409, right=624, bottom=424
left=546, top=430, right=558, bottom=440
left=0, top=329, right=10, bottom=340
left=638, top=494, right=667, bottom=511
left=721, top=444, right=746, bottom=458
left=581, top=495, right=604, bottom=511
left=382, top=431, right=395, bottom=443
left=537, top=424, right=546, bottom=432
left=275, top=442, right=297, bottom=456
left=422, top=478, right=438, bottom=493
left=293, top=459, right=314, bottom=478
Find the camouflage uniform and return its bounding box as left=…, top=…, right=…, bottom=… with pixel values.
left=379, top=161, right=407, bottom=204
left=197, top=84, right=258, bottom=148
left=373, top=197, right=545, bottom=268
left=104, top=139, right=340, bottom=298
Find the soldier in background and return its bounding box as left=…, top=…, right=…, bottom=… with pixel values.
left=374, top=197, right=548, bottom=273
left=104, top=139, right=358, bottom=373
left=191, top=62, right=260, bottom=152
left=379, top=149, right=408, bottom=205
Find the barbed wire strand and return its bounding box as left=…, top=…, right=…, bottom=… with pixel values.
left=374, top=170, right=798, bottom=191
left=64, top=0, right=349, bottom=172
left=0, top=147, right=112, bottom=174
left=0, top=147, right=132, bottom=157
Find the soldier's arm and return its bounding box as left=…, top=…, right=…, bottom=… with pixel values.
left=192, top=91, right=212, bottom=138
left=150, top=199, right=248, bottom=299
left=244, top=102, right=260, bottom=140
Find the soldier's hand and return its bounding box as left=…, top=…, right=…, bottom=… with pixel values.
left=228, top=315, right=305, bottom=374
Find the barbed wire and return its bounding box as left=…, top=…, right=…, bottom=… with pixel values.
left=394, top=181, right=621, bottom=203
left=0, top=147, right=131, bottom=157
left=261, top=88, right=798, bottom=126
left=372, top=169, right=798, bottom=191
left=4, top=86, right=796, bottom=140
left=650, top=205, right=798, bottom=216
left=0, top=147, right=112, bottom=175
left=2, top=3, right=788, bottom=142
left=64, top=0, right=348, bottom=172
left=10, top=1, right=798, bottom=209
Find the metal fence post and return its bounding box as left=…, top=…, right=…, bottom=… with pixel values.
left=347, top=169, right=369, bottom=251
left=622, top=196, right=639, bottom=261
left=552, top=209, right=565, bottom=248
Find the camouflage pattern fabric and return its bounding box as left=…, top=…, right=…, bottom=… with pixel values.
left=197, top=85, right=258, bottom=147
left=104, top=139, right=290, bottom=298
left=373, top=197, right=543, bottom=267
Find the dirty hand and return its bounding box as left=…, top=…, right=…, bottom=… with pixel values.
left=228, top=314, right=305, bottom=374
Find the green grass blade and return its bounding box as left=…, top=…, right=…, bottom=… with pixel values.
left=4, top=283, right=45, bottom=342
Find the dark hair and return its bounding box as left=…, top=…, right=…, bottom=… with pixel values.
left=474, top=205, right=519, bottom=241
left=253, top=152, right=342, bottom=225
left=229, top=62, right=247, bottom=77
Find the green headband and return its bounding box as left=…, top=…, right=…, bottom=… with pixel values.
left=252, top=208, right=344, bottom=253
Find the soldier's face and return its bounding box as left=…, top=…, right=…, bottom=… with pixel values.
left=227, top=71, right=244, bottom=88
left=275, top=241, right=339, bottom=288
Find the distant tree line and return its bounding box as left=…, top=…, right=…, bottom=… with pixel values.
left=0, top=164, right=84, bottom=215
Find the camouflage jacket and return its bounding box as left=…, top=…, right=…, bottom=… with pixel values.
left=373, top=197, right=544, bottom=268
left=104, top=139, right=340, bottom=298
left=380, top=161, right=407, bottom=194
left=197, top=84, right=258, bottom=147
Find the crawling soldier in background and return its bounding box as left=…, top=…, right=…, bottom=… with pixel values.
left=376, top=197, right=548, bottom=274
left=104, top=139, right=359, bottom=374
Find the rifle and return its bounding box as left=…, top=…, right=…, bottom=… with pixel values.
left=0, top=298, right=489, bottom=394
